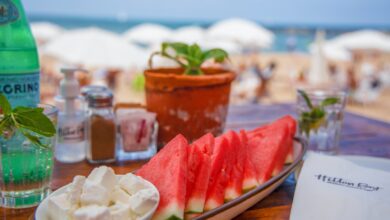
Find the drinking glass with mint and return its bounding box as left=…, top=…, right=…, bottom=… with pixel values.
left=297, top=89, right=347, bottom=155
left=0, top=94, right=57, bottom=208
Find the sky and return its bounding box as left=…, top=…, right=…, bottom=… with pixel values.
left=23, top=0, right=390, bottom=27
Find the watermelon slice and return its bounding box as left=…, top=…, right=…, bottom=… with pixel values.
left=185, top=134, right=214, bottom=213
left=246, top=122, right=290, bottom=183
left=204, top=136, right=230, bottom=211
left=240, top=130, right=259, bottom=192
left=247, top=116, right=295, bottom=175
left=281, top=116, right=297, bottom=164
left=192, top=133, right=214, bottom=156
left=223, top=131, right=245, bottom=201
left=137, top=134, right=188, bottom=220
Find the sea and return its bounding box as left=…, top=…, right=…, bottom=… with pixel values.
left=28, top=15, right=390, bottom=53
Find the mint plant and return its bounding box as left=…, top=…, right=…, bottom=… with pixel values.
left=298, top=90, right=340, bottom=137
left=148, top=42, right=229, bottom=75
left=0, top=94, right=56, bottom=148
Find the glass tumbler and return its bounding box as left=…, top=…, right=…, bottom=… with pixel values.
left=0, top=104, right=57, bottom=208
left=296, top=89, right=347, bottom=155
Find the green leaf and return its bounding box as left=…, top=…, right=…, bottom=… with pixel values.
left=0, top=93, right=12, bottom=115
left=153, top=42, right=231, bottom=76
left=203, top=49, right=229, bottom=63
left=0, top=116, right=13, bottom=136
left=21, top=130, right=49, bottom=149
left=321, top=97, right=339, bottom=107
left=297, top=90, right=313, bottom=109
left=13, top=107, right=56, bottom=137
left=162, top=42, right=188, bottom=56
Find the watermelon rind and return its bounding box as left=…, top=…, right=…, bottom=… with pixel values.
left=153, top=203, right=183, bottom=220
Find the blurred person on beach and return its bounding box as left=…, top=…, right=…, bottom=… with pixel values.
left=353, top=62, right=383, bottom=103
left=230, top=59, right=259, bottom=104
left=253, top=61, right=277, bottom=102
left=329, top=64, right=347, bottom=90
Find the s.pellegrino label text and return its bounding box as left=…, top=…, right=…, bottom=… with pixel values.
left=0, top=72, right=40, bottom=107
left=0, top=0, right=19, bottom=25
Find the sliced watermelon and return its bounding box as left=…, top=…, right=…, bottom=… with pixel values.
left=247, top=116, right=295, bottom=176
left=185, top=134, right=214, bottom=214
left=192, top=133, right=214, bottom=156
left=281, top=116, right=297, bottom=164
left=247, top=122, right=290, bottom=183
left=204, top=136, right=230, bottom=211
left=240, top=130, right=259, bottom=192
left=137, top=134, right=188, bottom=220
left=223, top=131, right=245, bottom=201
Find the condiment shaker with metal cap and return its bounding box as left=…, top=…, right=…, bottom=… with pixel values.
left=86, top=90, right=116, bottom=163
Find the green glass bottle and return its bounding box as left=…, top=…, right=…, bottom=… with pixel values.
left=0, top=0, right=40, bottom=107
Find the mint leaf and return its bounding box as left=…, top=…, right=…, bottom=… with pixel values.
left=21, top=130, right=49, bottom=148
left=153, top=42, right=229, bottom=75
left=203, top=49, right=229, bottom=63
left=0, top=96, right=56, bottom=149
left=13, top=107, right=56, bottom=137
left=0, top=93, right=12, bottom=115
left=321, top=97, right=339, bottom=107
left=298, top=90, right=313, bottom=109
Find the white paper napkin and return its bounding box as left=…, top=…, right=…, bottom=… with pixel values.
left=290, top=153, right=390, bottom=220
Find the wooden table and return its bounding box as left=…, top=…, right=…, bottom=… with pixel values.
left=2, top=104, right=390, bottom=220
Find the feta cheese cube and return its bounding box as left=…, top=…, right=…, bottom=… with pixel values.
left=81, top=180, right=110, bottom=206
left=109, top=203, right=135, bottom=220
left=48, top=193, right=72, bottom=220
left=67, top=175, right=86, bottom=206
left=119, top=173, right=148, bottom=195
left=88, top=166, right=117, bottom=192
left=73, top=205, right=111, bottom=220
left=111, top=186, right=132, bottom=204
left=128, top=188, right=159, bottom=216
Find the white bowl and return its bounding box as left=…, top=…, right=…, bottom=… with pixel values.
left=35, top=175, right=160, bottom=220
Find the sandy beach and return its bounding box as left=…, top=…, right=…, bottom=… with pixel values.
left=106, top=52, right=390, bottom=122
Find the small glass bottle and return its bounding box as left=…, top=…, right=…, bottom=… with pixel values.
left=86, top=91, right=116, bottom=163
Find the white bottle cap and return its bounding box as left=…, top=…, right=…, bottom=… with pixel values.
left=59, top=68, right=87, bottom=98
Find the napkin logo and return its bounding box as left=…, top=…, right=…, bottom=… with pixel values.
left=314, top=174, right=381, bottom=192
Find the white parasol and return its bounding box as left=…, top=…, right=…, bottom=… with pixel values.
left=308, top=30, right=330, bottom=86
left=206, top=18, right=274, bottom=48
left=123, top=23, right=172, bottom=46
left=42, top=27, right=146, bottom=69
left=169, top=26, right=205, bottom=44
left=31, top=22, right=65, bottom=43
left=328, top=30, right=390, bottom=52
left=309, top=42, right=351, bottom=61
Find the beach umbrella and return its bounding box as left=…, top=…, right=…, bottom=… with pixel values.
left=169, top=26, right=205, bottom=44
left=308, top=31, right=330, bottom=86
left=42, top=27, right=146, bottom=69
left=31, top=22, right=65, bottom=43
left=309, top=42, right=351, bottom=61
left=329, top=30, right=390, bottom=52
left=199, top=39, right=242, bottom=55
left=123, top=23, right=172, bottom=46
left=206, top=18, right=274, bottom=48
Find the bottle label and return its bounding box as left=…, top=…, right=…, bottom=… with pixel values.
left=0, top=72, right=40, bottom=107
left=58, top=122, right=85, bottom=143
left=0, top=0, right=19, bottom=25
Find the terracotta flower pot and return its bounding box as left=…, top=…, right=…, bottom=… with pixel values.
left=144, top=68, right=235, bottom=148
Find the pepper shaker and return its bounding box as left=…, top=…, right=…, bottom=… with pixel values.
left=86, top=91, right=116, bottom=163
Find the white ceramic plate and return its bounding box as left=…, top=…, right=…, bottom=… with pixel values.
left=341, top=155, right=390, bottom=172
left=35, top=175, right=160, bottom=220
left=193, top=138, right=306, bottom=220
